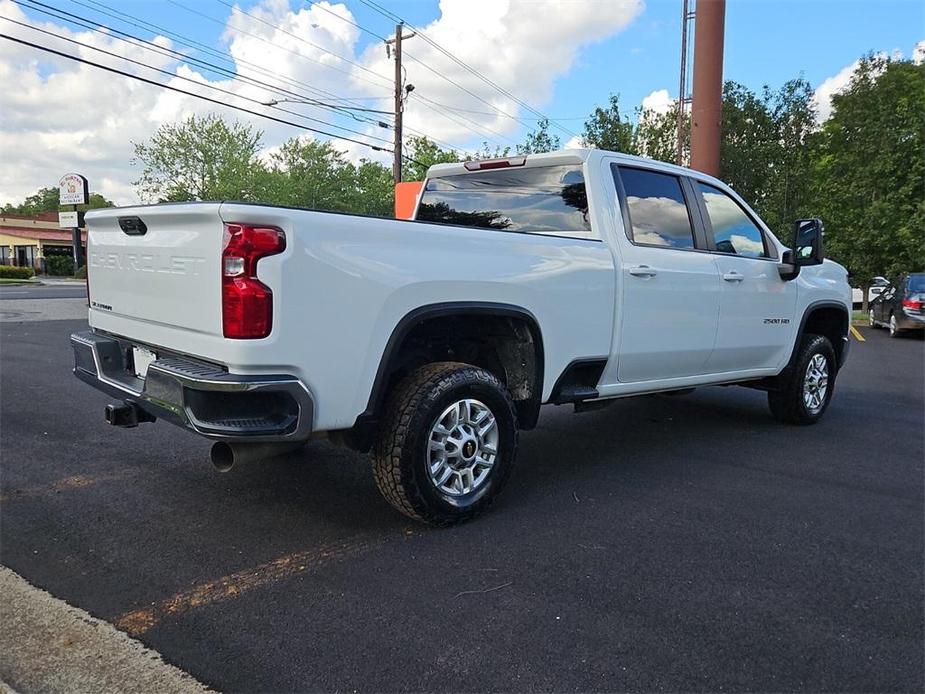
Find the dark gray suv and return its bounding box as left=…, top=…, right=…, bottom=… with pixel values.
left=869, top=273, right=925, bottom=337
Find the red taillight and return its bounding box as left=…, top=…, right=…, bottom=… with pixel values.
left=902, top=298, right=922, bottom=311
left=222, top=223, right=285, bottom=339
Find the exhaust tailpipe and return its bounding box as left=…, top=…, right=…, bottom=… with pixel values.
left=209, top=441, right=304, bottom=472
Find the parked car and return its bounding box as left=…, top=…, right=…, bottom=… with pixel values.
left=70, top=149, right=852, bottom=525
left=868, top=273, right=925, bottom=337
left=852, top=276, right=889, bottom=307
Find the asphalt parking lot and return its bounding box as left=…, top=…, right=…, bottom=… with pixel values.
left=1, top=290, right=922, bottom=692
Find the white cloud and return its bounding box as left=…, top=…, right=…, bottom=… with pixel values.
left=0, top=0, right=643, bottom=206
left=564, top=135, right=585, bottom=149
left=812, top=59, right=861, bottom=123
left=914, top=40, right=925, bottom=66
left=813, top=40, right=923, bottom=123
left=641, top=88, right=673, bottom=116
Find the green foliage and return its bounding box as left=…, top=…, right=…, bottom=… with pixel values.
left=263, top=137, right=394, bottom=216
left=470, top=141, right=512, bottom=160
left=811, top=55, right=925, bottom=285
left=581, top=94, right=637, bottom=153
left=719, top=78, right=817, bottom=236
left=403, top=136, right=461, bottom=182
left=133, top=114, right=267, bottom=202
left=635, top=103, right=685, bottom=164
left=0, top=265, right=35, bottom=279
left=1, top=187, right=113, bottom=215
left=45, top=254, right=75, bottom=276
left=517, top=118, right=561, bottom=154
left=74, top=264, right=88, bottom=280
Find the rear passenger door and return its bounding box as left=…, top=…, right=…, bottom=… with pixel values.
left=607, top=165, right=721, bottom=383
left=692, top=181, right=797, bottom=373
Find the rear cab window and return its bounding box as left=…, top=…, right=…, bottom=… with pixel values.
left=416, top=164, right=595, bottom=240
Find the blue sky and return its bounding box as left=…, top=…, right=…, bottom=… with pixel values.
left=3, top=0, right=923, bottom=204
left=74, top=0, right=924, bottom=127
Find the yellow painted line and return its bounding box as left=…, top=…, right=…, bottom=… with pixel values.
left=849, top=325, right=865, bottom=342
left=114, top=533, right=408, bottom=636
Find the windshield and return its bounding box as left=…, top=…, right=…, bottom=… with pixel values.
left=908, top=274, right=925, bottom=292
left=417, top=164, right=592, bottom=239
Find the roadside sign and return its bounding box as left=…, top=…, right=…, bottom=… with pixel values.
left=58, top=211, right=79, bottom=228
left=59, top=173, right=89, bottom=206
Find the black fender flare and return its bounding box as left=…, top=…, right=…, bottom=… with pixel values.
left=787, top=300, right=850, bottom=370
left=352, top=301, right=545, bottom=437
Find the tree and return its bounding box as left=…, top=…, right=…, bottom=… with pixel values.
left=471, top=141, right=512, bottom=160
left=266, top=137, right=355, bottom=211
left=717, top=78, right=817, bottom=237
left=132, top=114, right=266, bottom=202
left=2, top=186, right=113, bottom=214
left=758, top=78, right=817, bottom=234
left=517, top=118, right=561, bottom=154
left=811, top=55, right=925, bottom=306
left=635, top=102, right=685, bottom=164
left=581, top=94, right=637, bottom=153
left=349, top=160, right=395, bottom=217
left=718, top=81, right=778, bottom=214
left=403, top=136, right=461, bottom=182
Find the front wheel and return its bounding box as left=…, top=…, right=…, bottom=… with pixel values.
left=889, top=313, right=902, bottom=338
left=372, top=362, right=518, bottom=526
left=768, top=334, right=837, bottom=425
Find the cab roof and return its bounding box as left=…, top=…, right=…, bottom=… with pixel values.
left=424, top=148, right=726, bottom=188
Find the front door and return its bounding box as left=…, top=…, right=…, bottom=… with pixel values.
left=693, top=181, right=797, bottom=373
left=605, top=165, right=721, bottom=384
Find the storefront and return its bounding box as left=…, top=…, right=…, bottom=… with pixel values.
left=0, top=212, right=86, bottom=273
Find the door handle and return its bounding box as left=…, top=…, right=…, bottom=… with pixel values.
left=722, top=271, right=744, bottom=282
left=629, top=265, right=657, bottom=277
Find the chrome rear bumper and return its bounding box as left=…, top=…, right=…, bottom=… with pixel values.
left=70, top=330, right=313, bottom=442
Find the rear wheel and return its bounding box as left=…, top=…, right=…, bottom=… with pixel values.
left=768, top=334, right=836, bottom=425
left=372, top=362, right=518, bottom=526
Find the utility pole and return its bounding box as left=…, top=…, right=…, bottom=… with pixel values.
left=689, top=0, right=725, bottom=176
left=676, top=0, right=695, bottom=166
left=386, top=23, right=415, bottom=184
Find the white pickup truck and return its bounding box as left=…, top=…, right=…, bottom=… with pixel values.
left=72, top=149, right=852, bottom=525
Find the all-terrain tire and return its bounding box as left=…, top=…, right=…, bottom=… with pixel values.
left=768, top=333, right=837, bottom=425
left=372, top=362, right=518, bottom=526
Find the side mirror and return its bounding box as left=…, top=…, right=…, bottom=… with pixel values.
left=793, top=218, right=825, bottom=266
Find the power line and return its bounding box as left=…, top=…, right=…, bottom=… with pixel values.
left=307, top=0, right=388, bottom=42
left=68, top=0, right=394, bottom=119
left=0, top=31, right=392, bottom=153
left=212, top=0, right=393, bottom=87
left=299, top=1, right=520, bottom=147
left=18, top=0, right=476, bottom=152
left=81, top=0, right=463, bottom=152
left=168, top=0, right=391, bottom=90
left=2, top=15, right=394, bottom=146
left=355, top=0, right=579, bottom=138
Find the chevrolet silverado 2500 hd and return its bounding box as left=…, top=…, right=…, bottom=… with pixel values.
left=71, top=149, right=851, bottom=525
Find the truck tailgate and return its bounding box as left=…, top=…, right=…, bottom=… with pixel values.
left=86, top=203, right=223, bottom=336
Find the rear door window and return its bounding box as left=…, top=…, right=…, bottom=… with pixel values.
left=615, top=166, right=696, bottom=249
left=416, top=165, right=593, bottom=239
